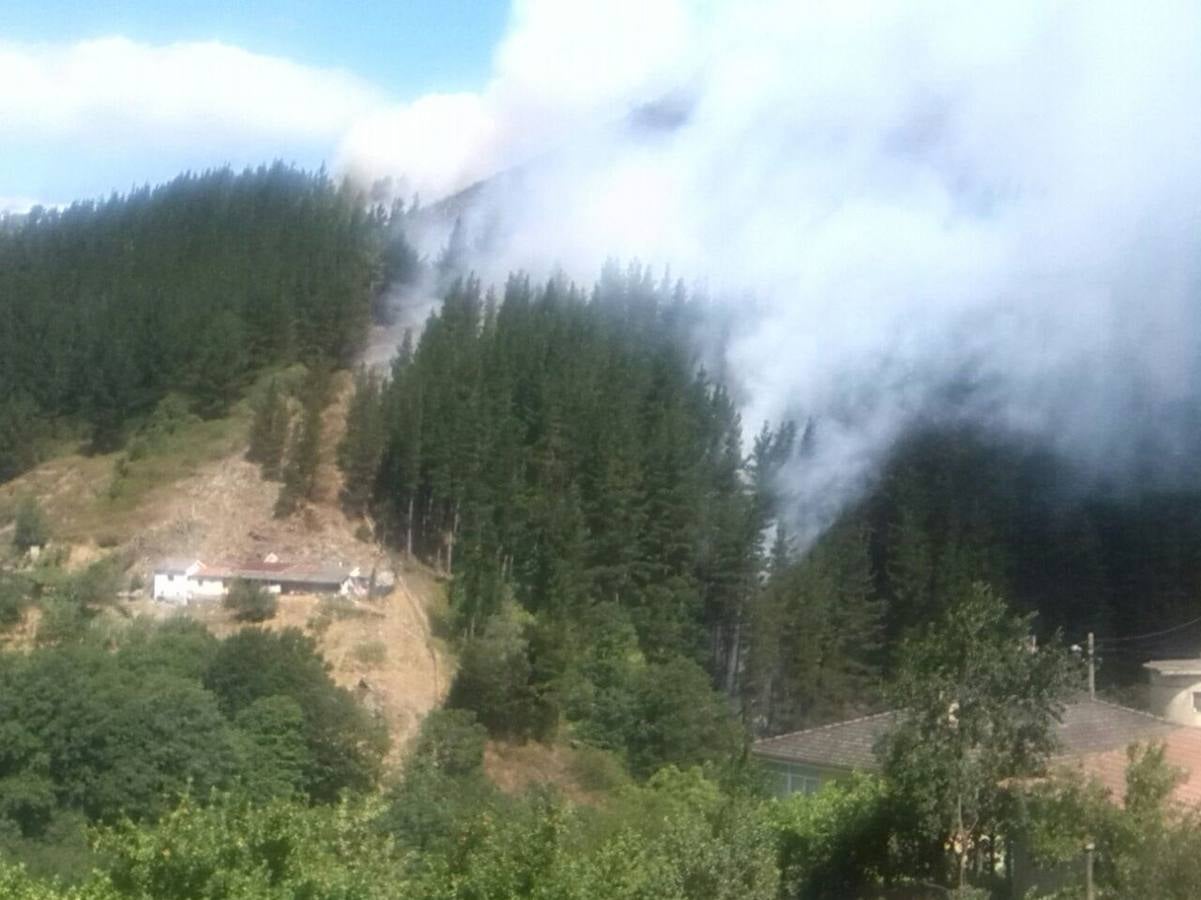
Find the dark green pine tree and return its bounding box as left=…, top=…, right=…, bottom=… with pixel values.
left=748, top=519, right=884, bottom=733
left=0, top=163, right=380, bottom=483
left=337, top=368, right=385, bottom=515
left=885, top=471, right=936, bottom=641
left=0, top=391, right=45, bottom=483
left=247, top=378, right=290, bottom=481
left=274, top=368, right=328, bottom=518
left=189, top=310, right=248, bottom=421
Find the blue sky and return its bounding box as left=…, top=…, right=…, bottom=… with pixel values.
left=0, top=0, right=512, bottom=207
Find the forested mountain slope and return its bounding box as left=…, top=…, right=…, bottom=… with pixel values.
left=338, top=263, right=882, bottom=759
left=340, top=253, right=1201, bottom=742
left=0, top=164, right=383, bottom=477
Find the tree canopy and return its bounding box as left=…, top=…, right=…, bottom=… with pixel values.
left=0, top=164, right=383, bottom=473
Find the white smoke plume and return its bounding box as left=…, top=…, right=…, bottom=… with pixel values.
left=339, top=0, right=1201, bottom=541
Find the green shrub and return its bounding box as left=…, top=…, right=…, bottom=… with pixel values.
left=12, top=497, right=48, bottom=552
left=35, top=600, right=90, bottom=646
left=448, top=602, right=558, bottom=740
left=569, top=745, right=631, bottom=792
left=0, top=575, right=31, bottom=630
left=222, top=579, right=277, bottom=623
left=307, top=595, right=363, bottom=633
left=769, top=774, right=902, bottom=900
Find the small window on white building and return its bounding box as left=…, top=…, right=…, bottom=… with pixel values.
left=1192, top=692, right=1201, bottom=713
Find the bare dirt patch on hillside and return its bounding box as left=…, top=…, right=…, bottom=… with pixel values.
left=3, top=369, right=451, bottom=760
left=483, top=741, right=619, bottom=805
left=123, top=371, right=362, bottom=570
left=155, top=558, right=450, bottom=755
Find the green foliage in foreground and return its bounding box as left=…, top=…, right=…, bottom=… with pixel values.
left=882, top=583, right=1078, bottom=890
left=0, top=620, right=385, bottom=879
left=4, top=668, right=1201, bottom=899
left=0, top=768, right=782, bottom=900
left=1018, top=742, right=1201, bottom=899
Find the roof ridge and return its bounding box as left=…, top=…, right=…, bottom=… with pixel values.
left=1085, top=696, right=1179, bottom=728
left=754, top=710, right=896, bottom=745
left=757, top=699, right=1170, bottom=745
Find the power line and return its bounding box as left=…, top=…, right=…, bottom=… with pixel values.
left=1095, top=614, right=1201, bottom=646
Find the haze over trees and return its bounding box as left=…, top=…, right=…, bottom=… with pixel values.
left=6, top=164, right=1201, bottom=896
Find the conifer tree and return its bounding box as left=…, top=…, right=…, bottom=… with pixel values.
left=337, top=368, right=385, bottom=515
left=247, top=378, right=290, bottom=481
left=0, top=163, right=380, bottom=478
left=275, top=367, right=328, bottom=517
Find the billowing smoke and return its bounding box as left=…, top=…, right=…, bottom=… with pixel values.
left=338, top=0, right=1201, bottom=542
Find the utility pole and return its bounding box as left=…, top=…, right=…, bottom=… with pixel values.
left=1087, top=632, right=1095, bottom=700
left=1084, top=840, right=1095, bottom=900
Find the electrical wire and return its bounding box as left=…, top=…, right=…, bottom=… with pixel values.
left=1094, top=613, right=1201, bottom=646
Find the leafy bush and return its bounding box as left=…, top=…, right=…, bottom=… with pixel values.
left=1018, top=742, right=1201, bottom=900
left=448, top=602, right=558, bottom=740
left=222, top=579, right=277, bottom=622
left=12, top=497, right=48, bottom=553
left=65, top=558, right=123, bottom=607
left=382, top=709, right=496, bottom=856
left=769, top=774, right=903, bottom=900
left=568, top=745, right=631, bottom=793
left=0, top=575, right=31, bottom=631
left=409, top=708, right=488, bottom=778
left=93, top=794, right=398, bottom=900
left=203, top=628, right=388, bottom=801
left=34, top=599, right=91, bottom=646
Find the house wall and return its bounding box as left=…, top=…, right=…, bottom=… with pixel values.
left=192, top=578, right=226, bottom=599
left=758, top=759, right=851, bottom=797
left=1148, top=671, right=1201, bottom=726
left=153, top=573, right=190, bottom=603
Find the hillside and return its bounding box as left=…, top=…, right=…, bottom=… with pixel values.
left=0, top=370, right=449, bottom=752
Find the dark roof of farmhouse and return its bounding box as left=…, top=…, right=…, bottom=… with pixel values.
left=753, top=711, right=897, bottom=771
left=155, top=558, right=355, bottom=585
left=751, top=699, right=1181, bottom=772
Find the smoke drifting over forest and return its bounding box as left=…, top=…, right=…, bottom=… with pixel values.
left=341, top=0, right=1201, bottom=540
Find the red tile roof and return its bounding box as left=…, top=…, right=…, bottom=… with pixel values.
left=752, top=699, right=1194, bottom=803
left=1053, top=726, right=1201, bottom=807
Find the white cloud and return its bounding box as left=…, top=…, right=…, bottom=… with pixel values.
left=339, top=92, right=499, bottom=201
left=335, top=0, right=701, bottom=199
left=0, top=36, right=386, bottom=160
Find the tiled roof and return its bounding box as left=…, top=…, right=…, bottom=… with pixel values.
left=1054, top=698, right=1178, bottom=754
left=1145, top=659, right=1201, bottom=676
left=752, top=712, right=897, bottom=771
left=155, top=557, right=354, bottom=585
left=752, top=699, right=1180, bottom=773
left=1053, top=727, right=1201, bottom=807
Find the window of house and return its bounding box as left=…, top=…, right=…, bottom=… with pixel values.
left=1193, top=691, right=1201, bottom=713
left=783, top=767, right=821, bottom=796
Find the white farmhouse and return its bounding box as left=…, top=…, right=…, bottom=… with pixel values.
left=152, top=558, right=224, bottom=603
left=152, top=554, right=367, bottom=604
